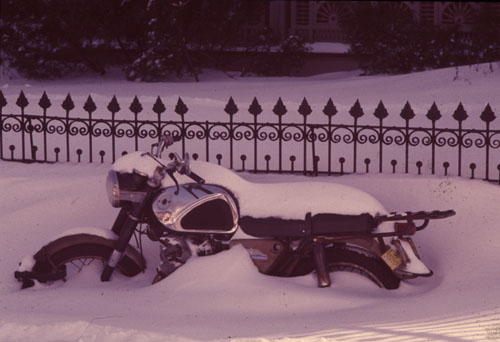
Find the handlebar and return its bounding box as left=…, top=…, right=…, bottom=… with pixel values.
left=146, top=132, right=205, bottom=187
left=153, top=132, right=182, bottom=158
left=186, top=170, right=205, bottom=184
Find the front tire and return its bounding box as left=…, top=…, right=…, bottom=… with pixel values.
left=24, top=234, right=145, bottom=287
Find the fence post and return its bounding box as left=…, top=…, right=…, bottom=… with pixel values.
left=248, top=97, right=262, bottom=173
left=175, top=97, right=188, bottom=157
left=83, top=95, right=97, bottom=163
left=298, top=98, right=312, bottom=175
left=38, top=92, right=51, bottom=162
left=374, top=101, right=388, bottom=173
left=452, top=102, right=468, bottom=177
left=205, top=120, right=210, bottom=161
left=224, top=97, right=238, bottom=170
left=152, top=96, right=166, bottom=143
left=107, top=95, right=121, bottom=163
left=426, top=102, right=442, bottom=175
left=0, top=91, right=7, bottom=160
left=323, top=98, right=337, bottom=176
left=400, top=101, right=415, bottom=174
left=480, top=103, right=496, bottom=180
left=16, top=91, right=29, bottom=161
left=62, top=94, right=75, bottom=162
left=349, top=99, right=364, bottom=173
left=129, top=96, right=143, bottom=152
left=273, top=97, right=287, bottom=173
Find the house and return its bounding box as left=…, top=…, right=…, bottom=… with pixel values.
left=263, top=1, right=500, bottom=43
left=241, top=1, right=500, bottom=75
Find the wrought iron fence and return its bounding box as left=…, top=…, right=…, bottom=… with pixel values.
left=1, top=90, right=500, bottom=183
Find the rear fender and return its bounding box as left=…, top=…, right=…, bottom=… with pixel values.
left=392, top=238, right=432, bottom=278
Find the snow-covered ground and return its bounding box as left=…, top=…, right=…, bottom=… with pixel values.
left=2, top=63, right=500, bottom=178
left=2, top=63, right=500, bottom=128
left=1, top=64, right=500, bottom=341
left=1, top=160, right=500, bottom=342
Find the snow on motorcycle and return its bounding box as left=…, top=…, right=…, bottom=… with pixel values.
left=15, top=132, right=455, bottom=290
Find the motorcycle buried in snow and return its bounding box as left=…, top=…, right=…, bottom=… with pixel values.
left=15, top=132, right=455, bottom=290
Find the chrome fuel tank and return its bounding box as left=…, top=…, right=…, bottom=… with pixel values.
left=152, top=184, right=239, bottom=236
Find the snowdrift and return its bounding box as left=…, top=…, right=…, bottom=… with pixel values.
left=1, top=160, right=499, bottom=341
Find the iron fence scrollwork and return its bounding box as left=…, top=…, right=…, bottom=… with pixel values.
left=1, top=90, right=500, bottom=185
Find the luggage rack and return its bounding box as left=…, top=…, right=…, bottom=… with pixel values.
left=373, top=209, right=456, bottom=236
left=311, top=209, right=456, bottom=241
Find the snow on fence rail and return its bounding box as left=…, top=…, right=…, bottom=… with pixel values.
left=1, top=90, right=500, bottom=183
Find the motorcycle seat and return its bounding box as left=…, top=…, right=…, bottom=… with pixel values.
left=239, top=213, right=376, bottom=238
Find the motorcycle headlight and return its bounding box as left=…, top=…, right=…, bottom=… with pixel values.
left=106, top=170, right=121, bottom=207
left=106, top=170, right=149, bottom=208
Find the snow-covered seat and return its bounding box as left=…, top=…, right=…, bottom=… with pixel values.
left=239, top=213, right=376, bottom=238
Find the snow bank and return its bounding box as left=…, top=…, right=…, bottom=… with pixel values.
left=307, top=42, right=350, bottom=54
left=2, top=63, right=500, bottom=129
left=2, top=64, right=500, bottom=341
left=1, top=160, right=500, bottom=341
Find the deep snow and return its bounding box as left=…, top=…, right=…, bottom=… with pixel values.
left=2, top=64, right=500, bottom=341
left=2, top=63, right=500, bottom=128
left=1, top=160, right=500, bottom=342
left=2, top=63, right=500, bottom=179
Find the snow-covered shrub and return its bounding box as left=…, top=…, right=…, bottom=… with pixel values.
left=0, top=0, right=143, bottom=79
left=1, top=0, right=310, bottom=80
left=241, top=33, right=311, bottom=77
left=340, top=2, right=500, bottom=74
left=125, top=46, right=196, bottom=82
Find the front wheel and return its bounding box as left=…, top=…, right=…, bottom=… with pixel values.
left=16, top=233, right=145, bottom=288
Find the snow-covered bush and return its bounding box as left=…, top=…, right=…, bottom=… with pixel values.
left=340, top=2, right=500, bottom=74
left=1, top=0, right=310, bottom=81
left=240, top=33, right=310, bottom=77
left=0, top=0, right=144, bottom=79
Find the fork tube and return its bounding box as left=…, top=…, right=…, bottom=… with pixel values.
left=101, top=185, right=157, bottom=281
left=111, top=208, right=129, bottom=236
left=101, top=216, right=139, bottom=281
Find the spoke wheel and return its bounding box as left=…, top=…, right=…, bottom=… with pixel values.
left=292, top=246, right=400, bottom=290
left=326, top=247, right=400, bottom=290
left=68, top=257, right=100, bottom=272
left=29, top=234, right=145, bottom=286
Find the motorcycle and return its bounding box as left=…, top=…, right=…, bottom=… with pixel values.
left=15, top=132, right=455, bottom=290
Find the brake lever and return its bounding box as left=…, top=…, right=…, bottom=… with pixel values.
left=154, top=131, right=180, bottom=158
left=173, top=153, right=190, bottom=174
left=167, top=169, right=180, bottom=195
left=151, top=142, right=158, bottom=156
left=140, top=152, right=180, bottom=190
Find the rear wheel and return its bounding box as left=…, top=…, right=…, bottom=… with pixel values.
left=24, top=234, right=145, bottom=287
left=292, top=246, right=400, bottom=290
left=325, top=247, right=400, bottom=290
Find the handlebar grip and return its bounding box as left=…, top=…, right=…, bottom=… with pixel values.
left=188, top=171, right=205, bottom=184
left=173, top=134, right=182, bottom=142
